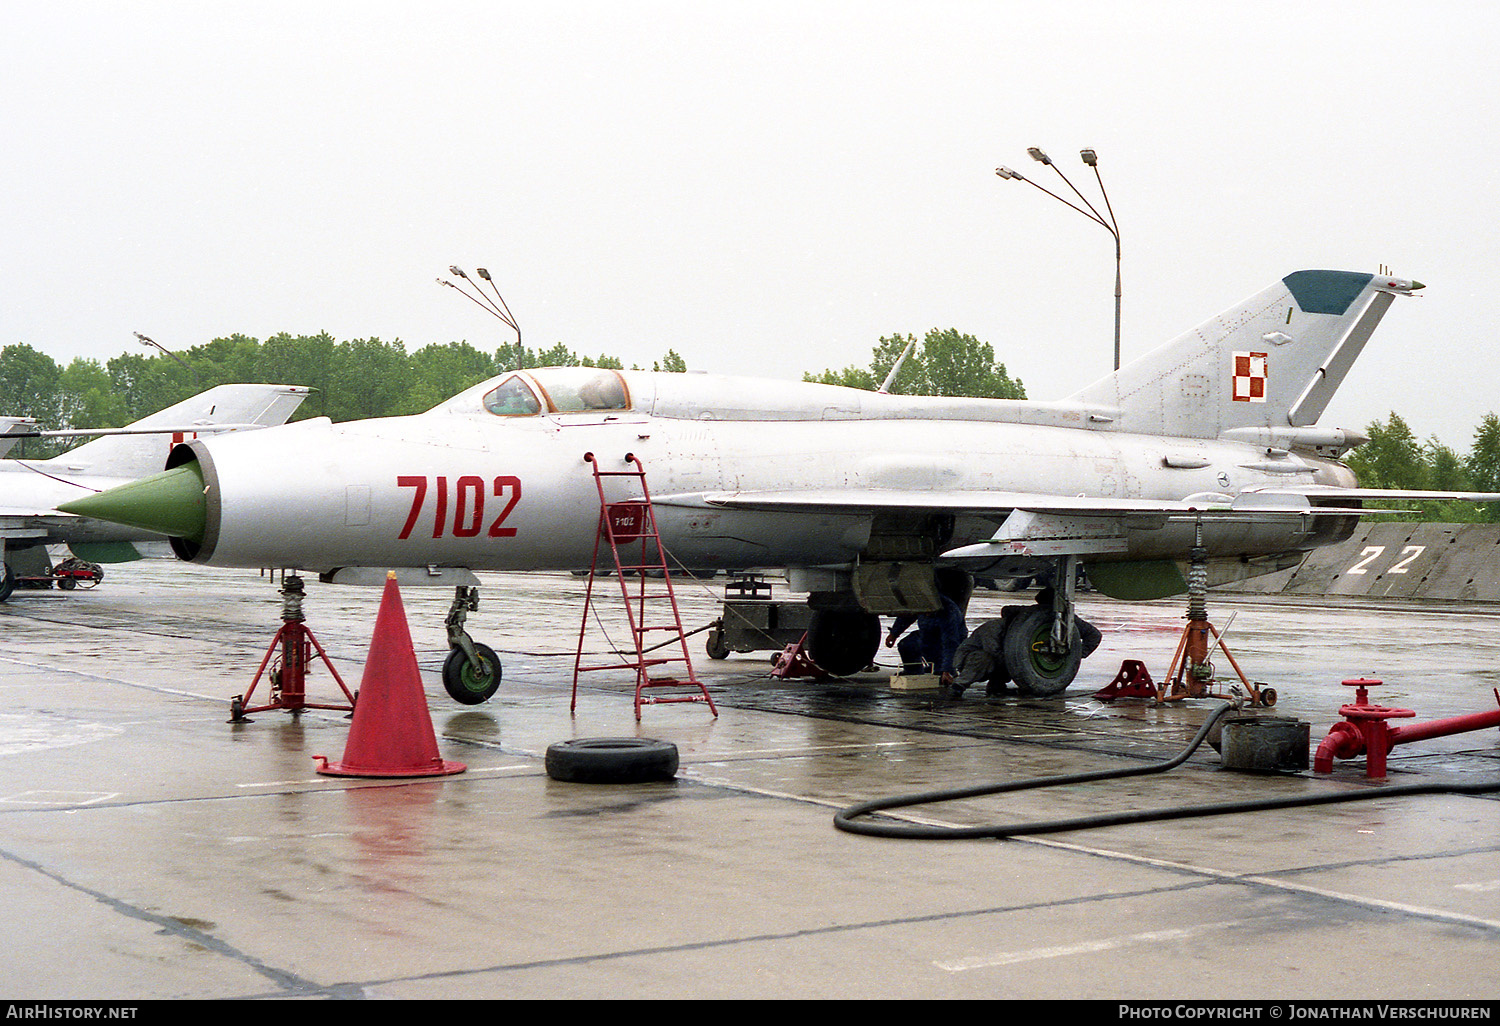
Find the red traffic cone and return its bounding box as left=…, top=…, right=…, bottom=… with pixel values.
left=315, top=572, right=466, bottom=778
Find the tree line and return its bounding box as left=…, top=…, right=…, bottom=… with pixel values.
left=3, top=332, right=1497, bottom=522
left=1344, top=412, right=1500, bottom=523
left=0, top=336, right=686, bottom=458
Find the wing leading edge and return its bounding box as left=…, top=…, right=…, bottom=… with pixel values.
left=692, top=488, right=1386, bottom=519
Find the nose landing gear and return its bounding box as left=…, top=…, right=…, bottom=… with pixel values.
left=442, top=585, right=501, bottom=704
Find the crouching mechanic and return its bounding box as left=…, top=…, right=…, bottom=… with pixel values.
left=951, top=588, right=1101, bottom=697
left=885, top=570, right=972, bottom=688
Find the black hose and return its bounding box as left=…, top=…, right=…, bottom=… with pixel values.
left=834, top=702, right=1500, bottom=840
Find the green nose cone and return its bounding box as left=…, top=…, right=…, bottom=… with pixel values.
left=58, top=463, right=207, bottom=543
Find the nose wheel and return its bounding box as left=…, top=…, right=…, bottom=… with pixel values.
left=443, top=585, right=502, bottom=704
left=442, top=642, right=502, bottom=704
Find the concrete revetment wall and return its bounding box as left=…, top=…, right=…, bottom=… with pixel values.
left=1216, top=522, right=1500, bottom=602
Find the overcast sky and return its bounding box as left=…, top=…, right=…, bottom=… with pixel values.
left=4, top=1, right=1498, bottom=446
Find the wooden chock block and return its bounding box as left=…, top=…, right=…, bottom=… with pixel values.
left=888, top=672, right=941, bottom=691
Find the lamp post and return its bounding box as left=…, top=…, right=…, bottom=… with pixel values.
left=996, top=147, right=1123, bottom=371
left=133, top=332, right=199, bottom=387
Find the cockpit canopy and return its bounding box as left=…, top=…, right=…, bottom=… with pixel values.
left=481, top=368, right=630, bottom=417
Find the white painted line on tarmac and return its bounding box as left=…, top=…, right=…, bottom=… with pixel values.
left=1023, top=835, right=1500, bottom=933
left=1455, top=879, right=1500, bottom=893
left=0, top=790, right=119, bottom=806
left=936, top=919, right=1247, bottom=971
left=703, top=741, right=919, bottom=759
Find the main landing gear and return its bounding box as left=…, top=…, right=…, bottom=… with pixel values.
left=442, top=585, right=502, bottom=704
left=992, top=554, right=1086, bottom=697
left=1003, top=601, right=1083, bottom=696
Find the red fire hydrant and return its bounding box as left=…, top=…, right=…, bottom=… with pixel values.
left=1315, top=678, right=1500, bottom=779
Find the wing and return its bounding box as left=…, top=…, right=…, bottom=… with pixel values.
left=687, top=486, right=1468, bottom=561
left=693, top=488, right=1376, bottom=518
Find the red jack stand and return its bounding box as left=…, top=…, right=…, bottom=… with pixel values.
left=770, top=633, right=832, bottom=681
left=1094, top=660, right=1158, bottom=701
left=231, top=575, right=357, bottom=722
left=1315, top=678, right=1500, bottom=779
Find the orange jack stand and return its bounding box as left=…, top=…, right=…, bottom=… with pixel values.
left=1158, top=616, right=1275, bottom=708
left=1148, top=530, right=1276, bottom=709
left=231, top=575, right=356, bottom=722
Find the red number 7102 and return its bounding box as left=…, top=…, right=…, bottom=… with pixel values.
left=396, top=475, right=522, bottom=539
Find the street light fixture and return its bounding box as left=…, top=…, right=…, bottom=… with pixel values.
left=134, top=332, right=199, bottom=387
left=995, top=147, right=1123, bottom=371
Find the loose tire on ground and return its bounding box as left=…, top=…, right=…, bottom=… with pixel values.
left=442, top=643, right=502, bottom=704
left=1001, top=606, right=1081, bottom=696
left=544, top=738, right=679, bottom=784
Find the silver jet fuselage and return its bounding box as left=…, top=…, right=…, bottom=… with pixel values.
left=178, top=401, right=1351, bottom=573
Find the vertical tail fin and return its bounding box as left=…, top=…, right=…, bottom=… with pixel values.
left=42, top=384, right=311, bottom=479
left=1067, top=270, right=1421, bottom=439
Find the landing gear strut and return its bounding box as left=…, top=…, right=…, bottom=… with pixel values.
left=1005, top=554, right=1083, bottom=696
left=441, top=585, right=501, bottom=704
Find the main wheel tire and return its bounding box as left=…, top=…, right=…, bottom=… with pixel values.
left=0, top=563, right=13, bottom=603
left=545, top=737, right=679, bottom=784
left=805, top=609, right=880, bottom=677
left=1002, top=606, right=1081, bottom=696
left=441, top=643, right=502, bottom=705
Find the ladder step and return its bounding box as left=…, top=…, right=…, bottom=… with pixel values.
left=577, top=658, right=676, bottom=673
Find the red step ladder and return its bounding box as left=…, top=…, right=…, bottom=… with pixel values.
left=572, top=453, right=717, bottom=720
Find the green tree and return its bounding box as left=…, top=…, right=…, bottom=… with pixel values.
left=1344, top=414, right=1482, bottom=522
left=259, top=332, right=336, bottom=421
left=1344, top=413, right=1428, bottom=490
left=805, top=329, right=1025, bottom=399
left=56, top=358, right=127, bottom=431
left=653, top=350, right=687, bottom=373
left=496, top=340, right=580, bottom=372
left=1465, top=413, right=1500, bottom=522
left=0, top=344, right=64, bottom=455
left=1425, top=437, right=1470, bottom=492
left=400, top=342, right=498, bottom=414
left=185, top=334, right=260, bottom=388
left=106, top=351, right=194, bottom=422
left=325, top=337, right=410, bottom=422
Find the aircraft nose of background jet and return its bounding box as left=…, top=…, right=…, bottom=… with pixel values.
left=57, top=462, right=208, bottom=544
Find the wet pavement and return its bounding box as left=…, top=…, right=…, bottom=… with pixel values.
left=0, top=562, right=1497, bottom=1000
